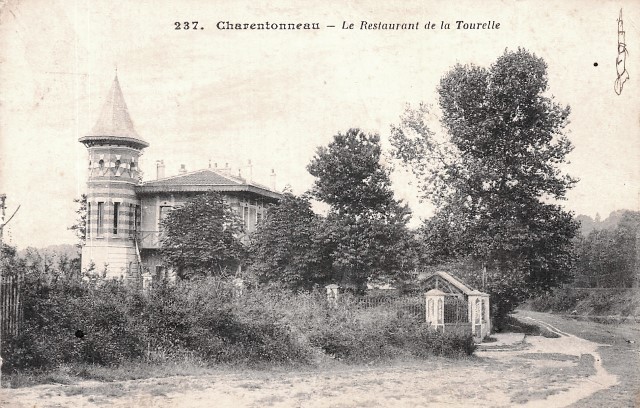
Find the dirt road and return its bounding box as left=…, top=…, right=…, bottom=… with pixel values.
left=1, top=312, right=634, bottom=407
left=517, top=310, right=640, bottom=407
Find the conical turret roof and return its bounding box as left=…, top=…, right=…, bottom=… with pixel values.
left=79, top=75, right=149, bottom=149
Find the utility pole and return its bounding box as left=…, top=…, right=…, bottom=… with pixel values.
left=482, top=262, right=487, bottom=291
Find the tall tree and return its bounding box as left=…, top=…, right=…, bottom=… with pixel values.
left=248, top=191, right=332, bottom=289
left=391, top=49, right=579, bottom=319
left=307, top=128, right=412, bottom=291
left=160, top=191, right=246, bottom=279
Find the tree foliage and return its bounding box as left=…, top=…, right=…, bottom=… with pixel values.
left=391, top=49, right=579, bottom=319
left=573, top=210, right=639, bottom=288
left=160, top=191, right=246, bottom=279
left=307, top=128, right=413, bottom=290
left=249, top=191, right=332, bottom=289
left=69, top=194, right=87, bottom=247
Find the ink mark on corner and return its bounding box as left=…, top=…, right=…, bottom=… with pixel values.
left=615, top=9, right=629, bottom=95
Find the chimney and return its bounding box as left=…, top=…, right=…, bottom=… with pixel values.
left=156, top=160, right=165, bottom=179
left=247, top=160, right=253, bottom=182
left=270, top=169, right=276, bottom=191
left=179, top=164, right=187, bottom=174
left=221, top=162, right=231, bottom=176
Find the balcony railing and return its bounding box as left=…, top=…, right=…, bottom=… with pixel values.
left=136, top=231, right=163, bottom=249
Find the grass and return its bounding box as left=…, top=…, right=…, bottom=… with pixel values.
left=520, top=353, right=579, bottom=362
left=500, top=315, right=561, bottom=338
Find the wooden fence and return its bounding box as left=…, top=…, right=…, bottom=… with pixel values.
left=1, top=275, right=22, bottom=338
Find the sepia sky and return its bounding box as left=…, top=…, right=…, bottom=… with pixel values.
left=0, top=0, right=639, bottom=248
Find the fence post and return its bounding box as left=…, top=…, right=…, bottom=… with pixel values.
left=425, top=289, right=445, bottom=331
left=325, top=284, right=341, bottom=307
left=141, top=269, right=153, bottom=293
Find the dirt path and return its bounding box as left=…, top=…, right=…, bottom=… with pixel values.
left=514, top=314, right=618, bottom=407
left=0, top=314, right=624, bottom=407
left=517, top=310, right=639, bottom=407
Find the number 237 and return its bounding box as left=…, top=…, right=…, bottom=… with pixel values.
left=175, top=22, right=199, bottom=30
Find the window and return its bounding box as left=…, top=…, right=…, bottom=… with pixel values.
left=159, top=206, right=172, bottom=230
left=97, top=202, right=104, bottom=236
left=113, top=202, right=120, bottom=234
left=129, top=204, right=134, bottom=237
left=87, top=202, right=91, bottom=238
left=243, top=206, right=249, bottom=230
left=256, top=211, right=263, bottom=225
left=98, top=159, right=104, bottom=169
left=249, top=207, right=256, bottom=232
left=114, top=160, right=121, bottom=171
left=135, top=205, right=141, bottom=232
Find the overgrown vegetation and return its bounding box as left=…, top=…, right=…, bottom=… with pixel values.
left=572, top=210, right=639, bottom=288
left=1, top=246, right=475, bottom=384
left=525, top=210, right=640, bottom=318
left=160, top=191, right=246, bottom=279
left=527, top=287, right=640, bottom=318
left=249, top=191, right=333, bottom=290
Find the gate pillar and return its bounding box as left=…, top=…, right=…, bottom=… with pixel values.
left=425, top=289, right=445, bottom=331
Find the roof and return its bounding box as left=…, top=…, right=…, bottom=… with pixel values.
left=435, top=271, right=474, bottom=294
left=79, top=75, right=149, bottom=149
left=136, top=169, right=281, bottom=200
left=423, top=271, right=478, bottom=296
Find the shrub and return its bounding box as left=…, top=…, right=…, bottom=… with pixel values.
left=2, top=277, right=476, bottom=376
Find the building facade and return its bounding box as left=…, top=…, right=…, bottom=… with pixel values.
left=79, top=76, right=281, bottom=280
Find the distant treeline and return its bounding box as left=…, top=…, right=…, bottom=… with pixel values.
left=572, top=210, right=639, bottom=288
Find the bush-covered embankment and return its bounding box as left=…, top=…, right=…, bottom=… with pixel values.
left=526, top=287, right=640, bottom=319
left=2, top=278, right=475, bottom=381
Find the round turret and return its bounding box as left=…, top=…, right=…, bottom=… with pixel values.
left=79, top=75, right=148, bottom=279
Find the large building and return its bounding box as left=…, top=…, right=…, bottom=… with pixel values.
left=78, top=76, right=281, bottom=280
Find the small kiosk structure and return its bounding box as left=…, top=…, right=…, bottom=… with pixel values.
left=423, top=271, right=491, bottom=341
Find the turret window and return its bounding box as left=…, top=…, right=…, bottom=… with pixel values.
left=99, top=160, right=104, bottom=169
left=97, top=202, right=104, bottom=236
left=115, top=160, right=121, bottom=171
left=113, top=202, right=120, bottom=234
